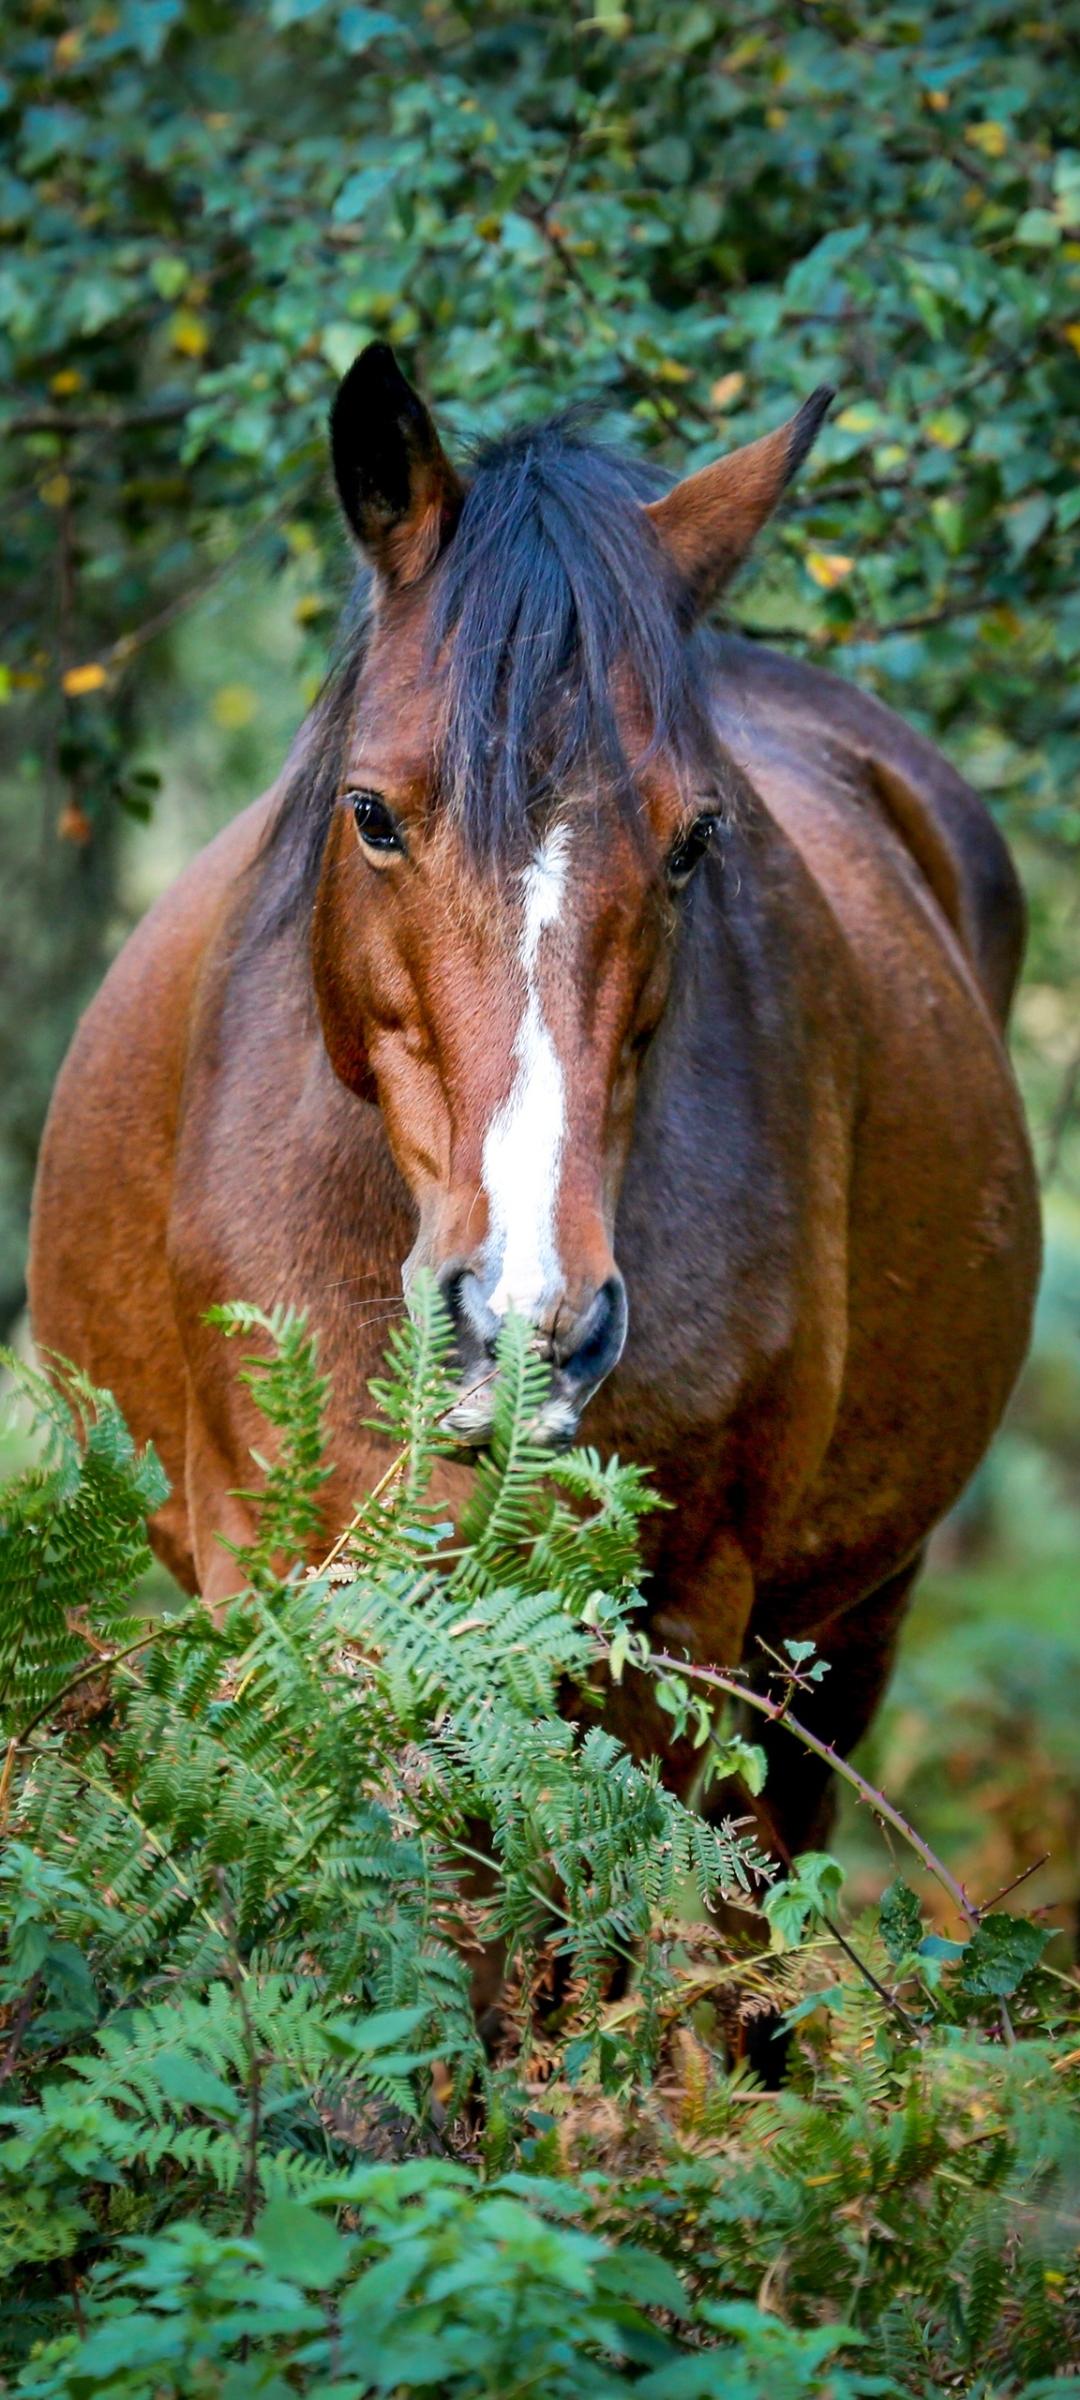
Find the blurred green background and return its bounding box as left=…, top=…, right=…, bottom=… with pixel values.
left=2, top=0, right=1080, bottom=1953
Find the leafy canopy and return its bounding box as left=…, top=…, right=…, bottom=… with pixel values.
left=3, top=0, right=1080, bottom=858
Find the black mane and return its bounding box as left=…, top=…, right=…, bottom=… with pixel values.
left=251, top=416, right=714, bottom=941
left=429, top=418, right=709, bottom=860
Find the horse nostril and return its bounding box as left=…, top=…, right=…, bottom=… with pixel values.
left=559, top=1274, right=627, bottom=1390
left=437, top=1265, right=499, bottom=1361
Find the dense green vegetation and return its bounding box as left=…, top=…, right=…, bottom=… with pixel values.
left=2, top=5, right=1080, bottom=2380
left=2, top=1295, right=1079, bottom=2396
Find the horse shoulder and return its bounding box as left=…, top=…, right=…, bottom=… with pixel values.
left=710, top=636, right=1024, bottom=1026
left=28, top=790, right=280, bottom=1588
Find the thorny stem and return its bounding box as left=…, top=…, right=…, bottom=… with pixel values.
left=821, top=1915, right=922, bottom=2040
left=637, top=1645, right=983, bottom=1931
left=0, top=1968, right=44, bottom=2083
left=982, top=1853, right=1051, bottom=1912
left=216, top=1871, right=263, bottom=2236
left=634, top=1646, right=1028, bottom=2043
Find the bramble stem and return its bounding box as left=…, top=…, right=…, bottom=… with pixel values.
left=0, top=1617, right=196, bottom=1830
left=634, top=1644, right=982, bottom=1932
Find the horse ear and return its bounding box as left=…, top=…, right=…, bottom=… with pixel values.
left=645, top=386, right=834, bottom=611
left=330, top=342, right=464, bottom=589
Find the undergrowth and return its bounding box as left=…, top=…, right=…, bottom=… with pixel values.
left=0, top=1287, right=1078, bottom=2398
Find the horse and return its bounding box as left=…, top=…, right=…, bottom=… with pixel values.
left=30, top=341, right=1040, bottom=1863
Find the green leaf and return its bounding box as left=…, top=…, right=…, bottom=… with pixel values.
left=595, top=2245, right=691, bottom=2316
left=1016, top=207, right=1061, bottom=245
left=879, top=1878, right=923, bottom=1962
left=324, top=2005, right=430, bottom=2055
left=762, top=1852, right=844, bottom=1947
left=256, top=2198, right=349, bottom=2288
left=709, top=1733, right=768, bottom=1796
left=959, top=1913, right=1049, bottom=1997
left=153, top=2052, right=242, bottom=2119
left=332, top=164, right=395, bottom=224
left=269, top=0, right=329, bottom=24
left=337, top=6, right=402, bottom=47
left=781, top=1983, right=848, bottom=2030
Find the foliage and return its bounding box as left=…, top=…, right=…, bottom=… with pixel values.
left=2, top=1291, right=1079, bottom=2394
left=4, top=0, right=1080, bottom=1303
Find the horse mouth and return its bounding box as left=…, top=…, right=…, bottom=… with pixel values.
left=441, top=1372, right=582, bottom=1454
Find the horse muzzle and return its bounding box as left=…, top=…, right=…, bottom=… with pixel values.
left=435, top=1267, right=628, bottom=1450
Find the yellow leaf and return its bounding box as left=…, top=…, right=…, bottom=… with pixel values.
left=805, top=549, right=855, bottom=590
left=967, top=119, right=1008, bottom=158
left=656, top=357, right=691, bottom=383
left=925, top=89, right=950, bottom=112
left=62, top=661, right=108, bottom=696
left=765, top=106, right=787, bottom=129
left=710, top=371, right=745, bottom=411
left=211, top=682, right=257, bottom=730
left=925, top=407, right=969, bottom=449
left=1063, top=323, right=1080, bottom=355
left=54, top=27, right=82, bottom=65
left=40, top=473, right=71, bottom=508
left=725, top=35, right=766, bottom=69
left=169, top=308, right=210, bottom=358
left=49, top=368, right=83, bottom=397
left=836, top=403, right=881, bottom=434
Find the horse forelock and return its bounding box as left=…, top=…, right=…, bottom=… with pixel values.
left=428, top=420, right=709, bottom=863
left=250, top=418, right=718, bottom=949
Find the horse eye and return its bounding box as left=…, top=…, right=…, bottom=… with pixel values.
left=350, top=791, right=404, bottom=853
left=668, top=814, right=718, bottom=884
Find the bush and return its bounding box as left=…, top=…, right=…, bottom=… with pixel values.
left=1, top=1292, right=1078, bottom=2396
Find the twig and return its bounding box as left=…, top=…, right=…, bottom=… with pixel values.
left=0, top=1618, right=196, bottom=1833
left=637, top=1644, right=982, bottom=1931
left=40, top=502, right=294, bottom=699
left=980, top=1854, right=1051, bottom=1912
left=6, top=400, right=192, bottom=437
left=313, top=1364, right=502, bottom=1579
left=0, top=1967, right=44, bottom=2083
left=635, top=1645, right=1033, bottom=2043
left=215, top=1870, right=263, bottom=2235
left=821, top=1915, right=922, bottom=2040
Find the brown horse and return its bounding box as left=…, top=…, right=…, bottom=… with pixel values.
left=30, top=343, right=1040, bottom=1858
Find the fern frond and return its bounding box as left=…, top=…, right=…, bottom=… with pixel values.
left=0, top=1347, right=167, bottom=1735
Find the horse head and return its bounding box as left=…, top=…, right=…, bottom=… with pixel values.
left=311, top=344, right=830, bottom=1444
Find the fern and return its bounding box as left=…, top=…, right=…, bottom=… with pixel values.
left=0, top=1348, right=168, bottom=1735
left=205, top=1304, right=332, bottom=1574
left=1, top=1307, right=1078, bottom=2396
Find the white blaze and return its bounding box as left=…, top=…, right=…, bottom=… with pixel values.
left=483, top=827, right=570, bottom=1320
